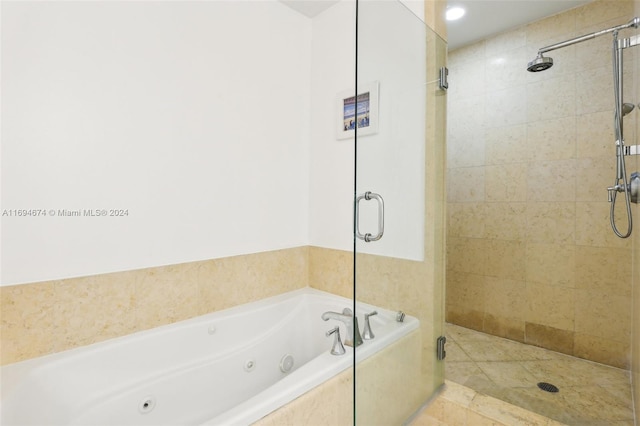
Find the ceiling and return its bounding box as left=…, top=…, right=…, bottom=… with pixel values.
left=279, top=0, right=339, bottom=18
left=280, top=0, right=594, bottom=50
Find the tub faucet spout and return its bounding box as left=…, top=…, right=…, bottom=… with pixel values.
left=321, top=308, right=363, bottom=347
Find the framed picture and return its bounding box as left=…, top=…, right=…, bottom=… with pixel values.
left=336, top=81, right=379, bottom=140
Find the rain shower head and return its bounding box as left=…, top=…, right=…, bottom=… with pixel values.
left=527, top=54, right=553, bottom=72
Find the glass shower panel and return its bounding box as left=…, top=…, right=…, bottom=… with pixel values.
left=354, top=1, right=446, bottom=423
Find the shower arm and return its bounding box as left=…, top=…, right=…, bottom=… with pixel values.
left=536, top=17, right=639, bottom=57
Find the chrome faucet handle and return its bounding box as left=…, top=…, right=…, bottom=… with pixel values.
left=363, top=311, right=378, bottom=340
left=321, top=308, right=363, bottom=347
left=326, top=326, right=346, bottom=355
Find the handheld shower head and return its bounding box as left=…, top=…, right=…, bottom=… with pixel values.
left=527, top=54, right=553, bottom=72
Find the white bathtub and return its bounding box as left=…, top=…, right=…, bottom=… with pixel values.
left=1, top=287, right=418, bottom=425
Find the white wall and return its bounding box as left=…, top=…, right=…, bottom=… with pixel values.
left=1, top=1, right=312, bottom=285
left=1, top=0, right=426, bottom=286
left=357, top=1, right=426, bottom=261
left=308, top=2, right=357, bottom=250
left=308, top=1, right=426, bottom=262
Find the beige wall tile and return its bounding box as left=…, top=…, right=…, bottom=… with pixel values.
left=526, top=202, right=575, bottom=244
left=448, top=96, right=486, bottom=169
left=483, top=313, right=525, bottom=342
left=446, top=306, right=485, bottom=333
left=486, top=86, right=527, bottom=128
left=575, top=157, right=615, bottom=201
left=575, top=25, right=616, bottom=74
left=527, top=160, right=576, bottom=202
left=576, top=111, right=616, bottom=159
left=484, top=203, right=527, bottom=241
left=308, top=246, right=352, bottom=299
left=448, top=40, right=485, bottom=68
left=446, top=270, right=486, bottom=312
left=134, top=263, right=201, bottom=331
left=574, top=333, right=631, bottom=369
left=356, top=331, right=427, bottom=425
left=485, top=241, right=526, bottom=281
left=525, top=322, right=574, bottom=355
left=253, top=369, right=353, bottom=426
left=484, top=277, right=526, bottom=320
left=485, top=27, right=527, bottom=57
left=448, top=202, right=487, bottom=238
left=1, top=247, right=310, bottom=365
left=527, top=117, right=576, bottom=162
left=526, top=243, right=576, bottom=288
left=54, top=274, right=138, bottom=352
left=575, top=201, right=632, bottom=247
left=576, top=245, right=632, bottom=297
left=526, top=8, right=577, bottom=46
left=575, top=0, right=635, bottom=30
left=485, top=47, right=528, bottom=92
left=448, top=61, right=486, bottom=99
left=574, top=289, right=631, bottom=343
left=485, top=124, right=527, bottom=166
left=526, top=74, right=576, bottom=122
left=447, top=166, right=485, bottom=203
left=0, top=282, right=57, bottom=364
left=576, top=65, right=614, bottom=116
left=485, top=164, right=527, bottom=202
left=447, top=238, right=489, bottom=275
left=525, top=283, right=575, bottom=330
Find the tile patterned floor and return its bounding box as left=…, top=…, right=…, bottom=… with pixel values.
left=445, top=323, right=636, bottom=426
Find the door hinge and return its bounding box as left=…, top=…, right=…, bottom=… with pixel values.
left=437, top=335, right=447, bottom=360
left=439, top=67, right=449, bottom=91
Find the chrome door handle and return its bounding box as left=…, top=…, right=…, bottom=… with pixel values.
left=355, top=191, right=384, bottom=242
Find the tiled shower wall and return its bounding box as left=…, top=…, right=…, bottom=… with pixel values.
left=446, top=0, right=636, bottom=369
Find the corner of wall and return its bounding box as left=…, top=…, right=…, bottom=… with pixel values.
left=424, top=0, right=447, bottom=41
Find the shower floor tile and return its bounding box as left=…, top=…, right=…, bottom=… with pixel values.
left=445, top=323, right=635, bottom=426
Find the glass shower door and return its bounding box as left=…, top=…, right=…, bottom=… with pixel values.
left=354, top=1, right=446, bottom=423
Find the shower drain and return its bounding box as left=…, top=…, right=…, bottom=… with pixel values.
left=537, top=382, right=559, bottom=393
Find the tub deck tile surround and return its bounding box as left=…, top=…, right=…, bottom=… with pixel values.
left=0, top=247, right=310, bottom=366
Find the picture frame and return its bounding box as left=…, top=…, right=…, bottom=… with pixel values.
left=336, top=81, right=379, bottom=140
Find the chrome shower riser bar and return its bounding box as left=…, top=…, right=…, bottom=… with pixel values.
left=528, top=17, right=640, bottom=238
left=619, top=34, right=640, bottom=158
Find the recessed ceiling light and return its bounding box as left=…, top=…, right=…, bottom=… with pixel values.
left=446, top=6, right=465, bottom=21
